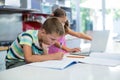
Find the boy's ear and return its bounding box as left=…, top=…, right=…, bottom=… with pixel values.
left=41, top=29, right=46, bottom=34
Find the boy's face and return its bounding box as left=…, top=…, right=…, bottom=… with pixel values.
left=42, top=32, right=60, bottom=46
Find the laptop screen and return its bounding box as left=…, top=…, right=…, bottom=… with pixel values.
left=90, top=30, right=110, bottom=52
left=69, top=30, right=110, bottom=56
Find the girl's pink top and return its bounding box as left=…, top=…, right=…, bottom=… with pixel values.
left=48, top=36, right=67, bottom=54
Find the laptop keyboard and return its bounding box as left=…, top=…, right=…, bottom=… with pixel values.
left=70, top=51, right=90, bottom=56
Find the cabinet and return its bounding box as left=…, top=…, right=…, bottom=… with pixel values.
left=0, top=7, right=38, bottom=46
left=0, top=7, right=50, bottom=46
left=22, top=13, right=50, bottom=31
left=0, top=51, right=7, bottom=71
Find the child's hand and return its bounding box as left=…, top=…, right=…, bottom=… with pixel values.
left=51, top=52, right=64, bottom=60
left=68, top=48, right=81, bottom=53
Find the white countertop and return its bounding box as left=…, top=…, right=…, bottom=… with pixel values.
left=0, top=63, right=120, bottom=80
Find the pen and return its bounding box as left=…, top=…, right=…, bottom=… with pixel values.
left=59, top=42, right=62, bottom=52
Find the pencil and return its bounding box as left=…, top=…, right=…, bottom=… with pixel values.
left=67, top=55, right=85, bottom=58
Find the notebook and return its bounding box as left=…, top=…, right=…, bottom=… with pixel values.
left=70, top=30, right=110, bottom=56
left=27, top=53, right=120, bottom=70
left=27, top=58, right=78, bottom=70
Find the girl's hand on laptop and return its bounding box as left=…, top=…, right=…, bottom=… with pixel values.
left=68, top=48, right=81, bottom=53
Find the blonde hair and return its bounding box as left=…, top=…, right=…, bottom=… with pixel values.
left=42, top=17, right=65, bottom=36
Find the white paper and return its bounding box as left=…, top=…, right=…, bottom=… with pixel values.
left=78, top=57, right=120, bottom=66
left=90, top=52, right=120, bottom=60
left=28, top=58, right=77, bottom=70
left=67, top=53, right=120, bottom=66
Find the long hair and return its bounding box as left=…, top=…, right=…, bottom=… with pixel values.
left=52, top=8, right=69, bottom=33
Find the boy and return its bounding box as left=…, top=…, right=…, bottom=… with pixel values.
left=6, top=17, right=65, bottom=69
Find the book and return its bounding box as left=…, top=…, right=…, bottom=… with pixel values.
left=27, top=58, right=78, bottom=70
left=27, top=53, right=120, bottom=70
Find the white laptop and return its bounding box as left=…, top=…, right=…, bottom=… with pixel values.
left=70, top=30, right=110, bottom=56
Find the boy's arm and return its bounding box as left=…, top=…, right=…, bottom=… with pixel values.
left=23, top=45, right=64, bottom=63
left=41, top=43, right=49, bottom=55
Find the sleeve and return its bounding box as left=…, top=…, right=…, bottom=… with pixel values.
left=19, top=34, right=33, bottom=46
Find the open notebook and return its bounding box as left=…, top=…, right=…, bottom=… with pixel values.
left=27, top=58, right=77, bottom=70
left=27, top=53, right=120, bottom=70
left=70, top=30, right=110, bottom=56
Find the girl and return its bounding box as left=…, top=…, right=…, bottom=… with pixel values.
left=48, top=8, right=92, bottom=54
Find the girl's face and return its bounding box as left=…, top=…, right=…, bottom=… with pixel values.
left=58, top=16, right=67, bottom=26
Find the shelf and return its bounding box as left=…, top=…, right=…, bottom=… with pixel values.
left=27, top=12, right=51, bottom=16
left=0, top=7, right=40, bottom=14
left=0, top=7, right=51, bottom=17
left=0, top=46, right=9, bottom=51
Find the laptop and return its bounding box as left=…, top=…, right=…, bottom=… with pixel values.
left=70, top=30, right=110, bottom=56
